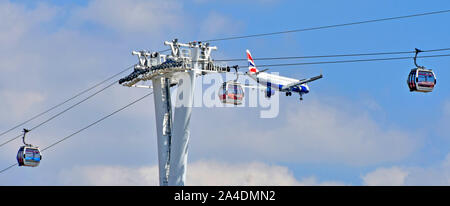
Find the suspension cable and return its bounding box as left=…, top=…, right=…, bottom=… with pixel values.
left=0, top=65, right=134, bottom=138
left=0, top=80, right=118, bottom=148
left=202, top=9, right=450, bottom=42
left=236, top=53, right=450, bottom=68
left=214, top=48, right=450, bottom=62
left=0, top=92, right=153, bottom=175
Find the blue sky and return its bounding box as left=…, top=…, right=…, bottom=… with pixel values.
left=0, top=0, right=449, bottom=185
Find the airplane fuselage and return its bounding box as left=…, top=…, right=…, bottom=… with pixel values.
left=248, top=72, right=310, bottom=94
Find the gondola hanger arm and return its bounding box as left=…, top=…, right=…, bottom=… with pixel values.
left=414, top=48, right=424, bottom=68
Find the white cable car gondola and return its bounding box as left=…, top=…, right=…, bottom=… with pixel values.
left=17, top=129, right=42, bottom=167
left=218, top=65, right=244, bottom=105
left=407, top=48, right=437, bottom=93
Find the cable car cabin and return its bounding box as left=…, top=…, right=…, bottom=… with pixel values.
left=407, top=68, right=436, bottom=92
left=17, top=146, right=42, bottom=167
left=219, top=81, right=244, bottom=105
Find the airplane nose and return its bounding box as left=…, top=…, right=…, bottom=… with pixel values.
left=300, top=85, right=310, bottom=93
left=292, top=85, right=310, bottom=94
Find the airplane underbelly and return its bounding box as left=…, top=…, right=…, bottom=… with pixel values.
left=257, top=75, right=300, bottom=91
left=293, top=85, right=309, bottom=93
left=260, top=81, right=283, bottom=91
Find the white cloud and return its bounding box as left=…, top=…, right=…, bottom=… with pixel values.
left=0, top=90, right=45, bottom=122
left=0, top=0, right=159, bottom=125
left=0, top=1, right=58, bottom=73
left=190, top=97, right=419, bottom=166
left=74, top=0, right=187, bottom=36
left=59, top=160, right=345, bottom=186
left=362, top=167, right=408, bottom=186
left=443, top=100, right=450, bottom=117
left=402, top=153, right=450, bottom=185
left=199, top=12, right=243, bottom=39
left=362, top=153, right=450, bottom=186
left=0, top=1, right=57, bottom=47
left=436, top=100, right=450, bottom=140
left=186, top=161, right=300, bottom=186
left=60, top=165, right=159, bottom=186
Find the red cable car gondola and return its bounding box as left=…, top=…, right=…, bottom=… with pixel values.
left=407, top=68, right=436, bottom=92
left=407, top=48, right=437, bottom=93
left=218, top=66, right=244, bottom=105
left=219, top=81, right=244, bottom=105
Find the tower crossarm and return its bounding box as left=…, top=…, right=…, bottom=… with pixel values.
left=119, top=60, right=186, bottom=86
left=119, top=39, right=231, bottom=87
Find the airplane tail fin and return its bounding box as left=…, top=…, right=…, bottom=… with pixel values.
left=246, top=49, right=258, bottom=73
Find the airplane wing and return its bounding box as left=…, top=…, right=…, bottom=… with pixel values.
left=281, top=74, right=323, bottom=91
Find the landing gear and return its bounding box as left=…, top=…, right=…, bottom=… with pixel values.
left=299, top=94, right=303, bottom=101
left=285, top=92, right=292, bottom=96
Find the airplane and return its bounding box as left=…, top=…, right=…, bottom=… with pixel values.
left=244, top=49, right=323, bottom=101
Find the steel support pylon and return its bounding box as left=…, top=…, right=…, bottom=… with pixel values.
left=120, top=40, right=220, bottom=186
left=152, top=70, right=196, bottom=186
left=152, top=77, right=172, bottom=186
